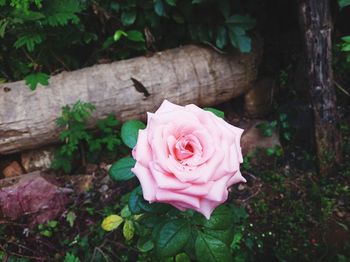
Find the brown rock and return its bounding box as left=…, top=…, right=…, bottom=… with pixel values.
left=241, top=120, right=281, bottom=156
left=21, top=147, right=55, bottom=173
left=244, top=78, right=276, bottom=117
left=0, top=173, right=70, bottom=226
left=3, top=161, right=23, bottom=178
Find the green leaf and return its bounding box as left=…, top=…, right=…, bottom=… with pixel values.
left=64, top=252, right=81, bottom=262
left=126, top=30, right=145, bottom=42
left=0, top=19, right=9, bottom=38
left=113, top=29, right=127, bottom=42
left=215, top=26, right=227, bottom=49
left=226, top=15, right=256, bottom=30
left=230, top=232, right=242, bottom=251
left=283, top=132, right=291, bottom=141
left=128, top=186, right=144, bottom=214
left=128, top=186, right=164, bottom=214
left=109, top=157, right=136, bottom=181
left=266, top=147, right=275, bottom=156
left=341, top=43, right=350, bottom=52
left=47, top=220, right=58, bottom=228
left=66, top=211, right=76, bottom=227
left=154, top=0, right=166, bottom=17
left=121, top=10, right=136, bottom=26
left=201, top=205, right=234, bottom=230
left=14, top=33, right=43, bottom=52
left=155, top=220, right=191, bottom=257
left=24, top=72, right=49, bottom=90
left=195, top=233, right=232, bottom=262
left=203, top=107, right=225, bottom=119
left=205, top=227, right=234, bottom=246
left=41, top=229, right=52, bottom=237
left=228, top=29, right=252, bottom=53
left=121, top=120, right=146, bottom=148
left=137, top=237, right=154, bottom=252
left=341, top=35, right=350, bottom=43
left=339, top=0, right=350, bottom=9
left=166, top=0, right=177, bottom=6
left=123, top=220, right=135, bottom=241
left=121, top=205, right=132, bottom=218
left=102, top=36, right=114, bottom=49
left=11, top=9, right=45, bottom=21
left=45, top=0, right=82, bottom=26
left=101, top=214, right=124, bottom=231
left=176, top=253, right=191, bottom=262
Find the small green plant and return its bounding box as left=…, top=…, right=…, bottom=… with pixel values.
left=257, top=113, right=291, bottom=142
left=265, top=145, right=283, bottom=157
left=257, top=120, right=277, bottom=137
left=64, top=253, right=81, bottom=262
left=340, top=35, right=350, bottom=63
left=38, top=220, right=58, bottom=238
left=52, top=100, right=121, bottom=173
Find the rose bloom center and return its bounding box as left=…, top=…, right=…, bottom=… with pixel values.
left=173, top=134, right=202, bottom=165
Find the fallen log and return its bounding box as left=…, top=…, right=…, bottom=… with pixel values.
left=0, top=44, right=260, bottom=154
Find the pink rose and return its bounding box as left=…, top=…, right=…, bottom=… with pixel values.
left=131, top=100, right=245, bottom=219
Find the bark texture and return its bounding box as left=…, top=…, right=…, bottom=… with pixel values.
left=0, top=45, right=259, bottom=154
left=298, top=0, right=342, bottom=175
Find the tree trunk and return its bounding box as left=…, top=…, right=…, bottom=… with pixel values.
left=0, top=45, right=260, bottom=154
left=298, top=0, right=342, bottom=175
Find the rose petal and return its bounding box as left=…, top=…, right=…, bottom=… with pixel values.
left=176, top=182, right=213, bottom=196
left=156, top=189, right=201, bottom=209
left=149, top=162, right=191, bottom=190
left=206, top=175, right=230, bottom=202
left=155, top=100, right=182, bottom=114
left=131, top=163, right=156, bottom=202
left=133, top=129, right=152, bottom=166
left=196, top=199, right=219, bottom=219
left=226, top=171, right=246, bottom=186
left=192, top=149, right=226, bottom=183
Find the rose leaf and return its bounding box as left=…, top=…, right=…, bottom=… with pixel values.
left=121, top=120, right=146, bottom=148
left=203, top=107, right=225, bottom=119
left=155, top=219, right=191, bottom=257
left=109, top=157, right=136, bottom=181
left=195, top=233, right=232, bottom=262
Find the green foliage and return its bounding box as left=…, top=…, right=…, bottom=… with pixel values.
left=45, top=0, right=81, bottom=27
left=24, top=72, right=49, bottom=90
left=101, top=214, right=124, bottom=231
left=203, top=107, right=225, bottom=119
left=52, top=100, right=121, bottom=173
left=64, top=253, right=81, bottom=262
left=109, top=157, right=136, bottom=181
left=38, top=220, right=59, bottom=238
left=195, top=233, right=232, bottom=262
left=155, top=219, right=191, bottom=257
left=340, top=35, right=350, bottom=63
left=339, top=0, right=350, bottom=9
left=257, top=120, right=277, bottom=137
left=66, top=211, right=77, bottom=227
left=257, top=113, right=291, bottom=142
left=0, top=0, right=255, bottom=89
left=121, top=120, right=146, bottom=148
left=98, top=188, right=250, bottom=261
left=14, top=33, right=44, bottom=52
